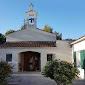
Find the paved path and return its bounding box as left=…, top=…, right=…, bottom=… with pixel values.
left=7, top=72, right=85, bottom=85
left=73, top=79, right=85, bottom=85
left=7, top=72, right=56, bottom=85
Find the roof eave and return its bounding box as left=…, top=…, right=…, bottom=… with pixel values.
left=71, top=36, right=85, bottom=45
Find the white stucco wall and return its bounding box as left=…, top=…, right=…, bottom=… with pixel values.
left=73, top=40, right=85, bottom=52
left=6, top=28, right=56, bottom=42
left=56, top=40, right=72, bottom=62
left=72, top=39, right=85, bottom=79
left=0, top=40, right=72, bottom=72
left=0, top=47, right=56, bottom=72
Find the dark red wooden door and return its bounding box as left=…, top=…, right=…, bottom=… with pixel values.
left=24, top=52, right=40, bottom=71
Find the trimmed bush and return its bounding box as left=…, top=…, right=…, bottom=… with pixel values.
left=0, top=61, right=12, bottom=85
left=43, top=59, right=79, bottom=85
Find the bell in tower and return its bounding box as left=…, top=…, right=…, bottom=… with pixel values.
left=26, top=3, right=37, bottom=29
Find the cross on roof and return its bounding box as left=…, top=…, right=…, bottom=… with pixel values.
left=29, top=3, right=34, bottom=11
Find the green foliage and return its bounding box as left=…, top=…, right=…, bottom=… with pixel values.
left=0, top=33, right=6, bottom=44
left=42, top=59, right=56, bottom=79
left=43, top=59, right=79, bottom=85
left=43, top=25, right=53, bottom=33
left=5, top=30, right=15, bottom=36
left=0, top=61, right=12, bottom=85
left=54, top=31, right=62, bottom=40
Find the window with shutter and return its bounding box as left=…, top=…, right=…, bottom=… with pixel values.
left=80, top=50, right=85, bottom=69
left=73, top=52, right=76, bottom=64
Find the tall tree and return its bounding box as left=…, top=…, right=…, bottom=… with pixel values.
left=43, top=25, right=53, bottom=33
left=5, top=30, right=15, bottom=36
left=54, top=31, right=62, bottom=40
left=0, top=33, right=6, bottom=44
left=21, top=24, right=26, bottom=30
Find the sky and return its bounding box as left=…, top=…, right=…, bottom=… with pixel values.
left=0, top=0, right=85, bottom=39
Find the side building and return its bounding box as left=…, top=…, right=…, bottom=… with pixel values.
left=71, top=35, right=85, bottom=79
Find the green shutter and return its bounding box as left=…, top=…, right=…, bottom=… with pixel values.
left=80, top=50, right=85, bottom=69
left=73, top=52, right=76, bottom=64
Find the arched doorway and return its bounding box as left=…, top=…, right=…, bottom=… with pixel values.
left=19, top=51, right=41, bottom=71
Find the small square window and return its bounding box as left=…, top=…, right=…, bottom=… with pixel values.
left=6, top=54, right=12, bottom=62
left=47, top=54, right=53, bottom=61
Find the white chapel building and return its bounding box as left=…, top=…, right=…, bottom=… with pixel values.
left=0, top=4, right=72, bottom=72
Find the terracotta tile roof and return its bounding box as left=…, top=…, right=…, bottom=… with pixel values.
left=0, top=41, right=56, bottom=48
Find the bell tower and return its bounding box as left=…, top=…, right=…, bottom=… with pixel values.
left=26, top=3, right=37, bottom=29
